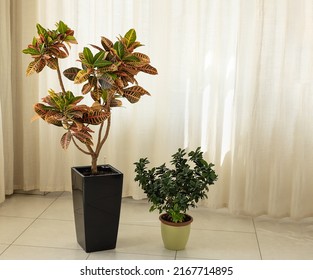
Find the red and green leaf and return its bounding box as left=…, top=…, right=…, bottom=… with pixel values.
left=60, top=131, right=72, bottom=149
left=123, top=86, right=150, bottom=103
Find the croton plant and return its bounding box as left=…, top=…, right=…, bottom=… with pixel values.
left=23, top=21, right=157, bottom=174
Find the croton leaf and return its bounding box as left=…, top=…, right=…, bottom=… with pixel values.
left=22, top=47, right=40, bottom=56
left=44, top=111, right=63, bottom=126
left=99, top=73, right=115, bottom=88
left=34, top=103, right=48, bottom=119
left=83, top=47, right=94, bottom=65
left=46, top=58, right=58, bottom=70
left=138, top=64, right=158, bottom=75
left=74, top=69, right=90, bottom=84
left=26, top=58, right=46, bottom=76
left=90, top=88, right=102, bottom=101
left=110, top=98, right=123, bottom=107
left=122, top=86, right=150, bottom=103
left=124, top=29, right=136, bottom=48
left=56, top=21, right=68, bottom=34
left=83, top=110, right=110, bottom=125
left=60, top=131, right=72, bottom=150
left=114, top=41, right=125, bottom=59
left=81, top=82, right=93, bottom=95
left=36, top=23, right=48, bottom=38
left=63, top=67, right=81, bottom=81
left=101, top=36, right=113, bottom=51
left=132, top=52, right=150, bottom=64
left=72, top=130, right=93, bottom=145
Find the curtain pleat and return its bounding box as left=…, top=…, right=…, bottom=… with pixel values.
left=0, top=0, right=14, bottom=203
left=1, top=0, right=313, bottom=218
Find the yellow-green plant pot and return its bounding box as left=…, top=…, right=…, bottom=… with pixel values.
left=159, top=214, right=193, bottom=251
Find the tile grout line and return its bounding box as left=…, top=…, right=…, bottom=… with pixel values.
left=0, top=192, right=65, bottom=255
left=252, top=218, right=263, bottom=260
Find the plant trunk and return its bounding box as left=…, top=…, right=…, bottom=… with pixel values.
left=91, top=155, right=98, bottom=175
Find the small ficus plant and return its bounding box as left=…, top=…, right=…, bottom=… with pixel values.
left=23, top=21, right=157, bottom=174
left=134, top=147, right=218, bottom=223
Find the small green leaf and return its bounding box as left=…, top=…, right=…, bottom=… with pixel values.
left=57, top=21, right=68, bottom=33
left=93, top=51, right=105, bottom=63
left=124, top=29, right=136, bottom=47
left=94, top=60, right=114, bottom=69
left=22, top=47, right=40, bottom=56
left=114, top=41, right=125, bottom=58
left=64, top=35, right=78, bottom=44
left=93, top=51, right=112, bottom=68
left=36, top=23, right=48, bottom=38
left=83, top=47, right=94, bottom=64
left=123, top=55, right=140, bottom=62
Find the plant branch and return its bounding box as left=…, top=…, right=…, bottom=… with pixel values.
left=72, top=137, right=92, bottom=156
left=95, top=116, right=111, bottom=156
left=55, top=59, right=66, bottom=94
left=85, top=143, right=95, bottom=155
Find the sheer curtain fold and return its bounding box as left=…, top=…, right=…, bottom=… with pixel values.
left=0, top=0, right=14, bottom=204
left=4, top=0, right=313, bottom=218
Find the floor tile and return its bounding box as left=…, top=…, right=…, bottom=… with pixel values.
left=255, top=216, right=313, bottom=259
left=0, top=194, right=57, bottom=218
left=13, top=219, right=81, bottom=250
left=120, top=198, right=160, bottom=227
left=0, top=244, right=9, bottom=254
left=0, top=216, right=34, bottom=244
left=115, top=224, right=176, bottom=258
left=189, top=208, right=255, bottom=232
left=88, top=251, right=174, bottom=260
left=39, top=194, right=74, bottom=221
left=0, top=245, right=88, bottom=260
left=257, top=232, right=313, bottom=259
left=176, top=229, right=261, bottom=260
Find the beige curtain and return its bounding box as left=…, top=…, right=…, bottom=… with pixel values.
left=0, top=0, right=14, bottom=202
left=2, top=0, right=313, bottom=218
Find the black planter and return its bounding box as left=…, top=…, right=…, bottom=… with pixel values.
left=71, top=164, right=123, bottom=253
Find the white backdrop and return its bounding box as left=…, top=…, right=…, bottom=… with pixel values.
left=1, top=0, right=313, bottom=218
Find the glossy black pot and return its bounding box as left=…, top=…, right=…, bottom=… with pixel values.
left=71, top=165, right=123, bottom=253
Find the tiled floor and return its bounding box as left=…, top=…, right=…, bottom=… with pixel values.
left=0, top=192, right=313, bottom=260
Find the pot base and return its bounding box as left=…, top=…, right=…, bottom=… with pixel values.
left=159, top=214, right=193, bottom=251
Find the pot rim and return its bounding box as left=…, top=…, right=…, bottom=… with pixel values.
left=159, top=213, right=193, bottom=227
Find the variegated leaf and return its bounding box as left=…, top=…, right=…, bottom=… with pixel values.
left=26, top=58, right=46, bottom=76
left=81, top=82, right=93, bottom=95
left=99, top=73, right=115, bottom=88
left=83, top=110, right=110, bottom=125
left=115, top=78, right=124, bottom=88
left=123, top=86, right=150, bottom=104
left=110, top=98, right=123, bottom=107
left=91, top=101, right=102, bottom=111
left=138, top=64, right=158, bottom=75
left=74, top=69, right=90, bottom=84
left=101, top=36, right=113, bottom=51
left=60, top=131, right=72, bottom=150
left=91, top=88, right=102, bottom=101
left=63, top=67, right=80, bottom=81
left=132, top=52, right=150, bottom=64
left=46, top=58, right=58, bottom=70
left=124, top=29, right=136, bottom=48
left=44, top=111, right=63, bottom=126
left=72, top=130, right=93, bottom=145
left=97, top=63, right=118, bottom=73
left=33, top=103, right=48, bottom=118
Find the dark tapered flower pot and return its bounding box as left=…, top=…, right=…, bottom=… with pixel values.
left=71, top=164, right=123, bottom=253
